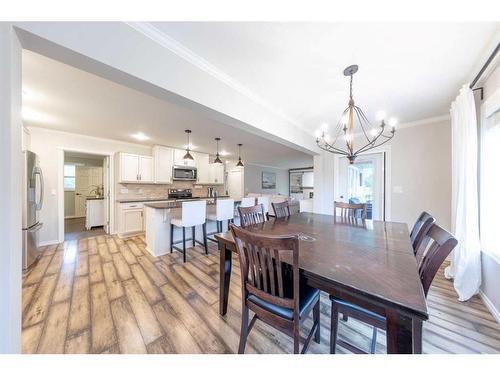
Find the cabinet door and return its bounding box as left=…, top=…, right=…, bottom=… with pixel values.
left=154, top=146, right=173, bottom=184
left=120, top=153, right=139, bottom=182
left=139, top=156, right=154, bottom=182
left=174, top=148, right=196, bottom=167
left=212, top=164, right=224, bottom=184
left=195, top=152, right=210, bottom=183
left=123, top=209, right=143, bottom=233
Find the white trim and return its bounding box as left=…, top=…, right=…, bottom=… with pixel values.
left=57, top=148, right=114, bottom=243
left=333, top=146, right=392, bottom=221
left=126, top=22, right=303, bottom=130
left=38, top=239, right=60, bottom=247
left=479, top=290, right=500, bottom=324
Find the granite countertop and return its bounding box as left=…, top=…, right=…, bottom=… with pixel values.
left=86, top=196, right=104, bottom=200
left=145, top=196, right=240, bottom=209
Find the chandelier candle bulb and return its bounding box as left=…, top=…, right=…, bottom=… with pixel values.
left=316, top=64, right=396, bottom=164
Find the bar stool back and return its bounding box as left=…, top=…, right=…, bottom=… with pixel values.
left=257, top=196, right=270, bottom=220
left=170, top=200, right=208, bottom=262
left=207, top=199, right=235, bottom=239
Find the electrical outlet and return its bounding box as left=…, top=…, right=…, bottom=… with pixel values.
left=138, top=188, right=143, bottom=194
left=393, top=186, right=404, bottom=194
left=120, top=188, right=129, bottom=194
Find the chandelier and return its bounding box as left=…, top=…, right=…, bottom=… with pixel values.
left=316, top=65, right=396, bottom=164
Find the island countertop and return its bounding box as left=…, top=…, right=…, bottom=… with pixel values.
left=144, top=197, right=240, bottom=209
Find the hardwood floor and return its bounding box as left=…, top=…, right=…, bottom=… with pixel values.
left=64, top=217, right=106, bottom=241
left=22, top=234, right=500, bottom=354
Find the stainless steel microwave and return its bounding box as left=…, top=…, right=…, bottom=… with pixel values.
left=172, top=166, right=197, bottom=181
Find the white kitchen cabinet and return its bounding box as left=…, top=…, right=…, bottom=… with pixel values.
left=117, top=202, right=145, bottom=237
left=85, top=199, right=105, bottom=230
left=153, top=145, right=174, bottom=184
left=194, top=152, right=210, bottom=183
left=209, top=163, right=225, bottom=185
left=173, top=148, right=196, bottom=167
left=117, top=153, right=154, bottom=183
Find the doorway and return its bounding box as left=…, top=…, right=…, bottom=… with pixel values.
left=63, top=151, right=109, bottom=240
left=336, top=151, right=389, bottom=221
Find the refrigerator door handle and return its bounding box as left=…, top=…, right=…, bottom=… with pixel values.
left=34, top=166, right=44, bottom=211
left=28, top=222, right=43, bottom=232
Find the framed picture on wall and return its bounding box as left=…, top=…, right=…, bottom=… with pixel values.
left=262, top=171, right=276, bottom=189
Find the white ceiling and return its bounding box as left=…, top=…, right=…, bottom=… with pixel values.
left=22, top=50, right=314, bottom=169
left=150, top=22, right=499, bottom=132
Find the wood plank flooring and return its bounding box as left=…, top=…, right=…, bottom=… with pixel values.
left=22, top=234, right=500, bottom=354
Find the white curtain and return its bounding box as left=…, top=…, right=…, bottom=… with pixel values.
left=444, top=84, right=482, bottom=301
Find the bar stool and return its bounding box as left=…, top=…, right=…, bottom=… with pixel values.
left=240, top=197, right=256, bottom=207
left=206, top=199, right=235, bottom=242
left=257, top=196, right=270, bottom=221
left=170, top=200, right=208, bottom=262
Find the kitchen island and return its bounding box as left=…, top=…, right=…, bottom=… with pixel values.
left=144, top=198, right=239, bottom=256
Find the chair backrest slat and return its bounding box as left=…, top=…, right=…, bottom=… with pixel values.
left=410, top=211, right=435, bottom=254
left=416, top=223, right=458, bottom=296
left=238, top=204, right=266, bottom=227
left=334, top=201, right=367, bottom=220
left=272, top=201, right=291, bottom=218
left=231, top=225, right=298, bottom=309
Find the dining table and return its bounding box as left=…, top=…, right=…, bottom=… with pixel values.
left=214, top=212, right=428, bottom=354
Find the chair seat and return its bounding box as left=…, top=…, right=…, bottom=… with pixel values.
left=171, top=218, right=183, bottom=227
left=248, top=284, right=319, bottom=321
left=329, top=296, right=385, bottom=323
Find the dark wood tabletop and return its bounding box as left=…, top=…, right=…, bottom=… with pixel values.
left=215, top=212, right=428, bottom=353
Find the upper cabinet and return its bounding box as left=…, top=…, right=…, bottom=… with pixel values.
left=153, top=145, right=174, bottom=184
left=173, top=148, right=196, bottom=167
left=194, top=152, right=210, bottom=184
left=209, top=163, right=225, bottom=185
left=116, top=153, right=154, bottom=183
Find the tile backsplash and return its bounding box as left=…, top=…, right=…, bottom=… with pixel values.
left=116, top=181, right=226, bottom=201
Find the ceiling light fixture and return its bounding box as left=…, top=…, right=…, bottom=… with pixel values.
left=183, top=129, right=194, bottom=160
left=236, top=143, right=244, bottom=168
left=316, top=65, right=396, bottom=164
left=214, top=137, right=223, bottom=164
left=131, top=132, right=150, bottom=141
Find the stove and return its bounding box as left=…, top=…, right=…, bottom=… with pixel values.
left=168, top=188, right=193, bottom=200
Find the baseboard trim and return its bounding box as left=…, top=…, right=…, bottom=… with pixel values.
left=479, top=290, right=500, bottom=323
left=39, top=239, right=60, bottom=247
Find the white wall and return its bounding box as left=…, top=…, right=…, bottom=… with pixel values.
left=244, top=164, right=289, bottom=196
left=479, top=61, right=500, bottom=320
left=0, top=23, right=22, bottom=353
left=28, top=127, right=151, bottom=244
left=313, top=118, right=452, bottom=230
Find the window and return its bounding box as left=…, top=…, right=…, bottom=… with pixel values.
left=64, top=164, right=76, bottom=191
left=480, top=108, right=500, bottom=259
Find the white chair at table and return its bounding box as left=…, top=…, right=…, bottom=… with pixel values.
left=206, top=199, right=235, bottom=242
left=240, top=197, right=256, bottom=207
left=170, top=200, right=207, bottom=263
left=257, top=196, right=270, bottom=221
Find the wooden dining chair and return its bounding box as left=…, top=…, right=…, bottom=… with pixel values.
left=329, top=223, right=457, bottom=354
left=238, top=204, right=266, bottom=227
left=230, top=224, right=321, bottom=354
left=272, top=201, right=291, bottom=218
left=410, top=211, right=435, bottom=255
left=334, top=201, right=367, bottom=220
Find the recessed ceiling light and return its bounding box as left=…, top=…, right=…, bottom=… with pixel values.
left=131, top=132, right=150, bottom=141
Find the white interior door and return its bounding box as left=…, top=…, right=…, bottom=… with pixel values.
left=75, top=166, right=103, bottom=217
left=337, top=153, right=385, bottom=220
left=228, top=169, right=244, bottom=199
left=103, top=157, right=110, bottom=233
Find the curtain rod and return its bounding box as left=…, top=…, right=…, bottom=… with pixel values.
left=470, top=42, right=500, bottom=89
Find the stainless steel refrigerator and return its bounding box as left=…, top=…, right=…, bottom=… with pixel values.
left=22, top=150, right=44, bottom=270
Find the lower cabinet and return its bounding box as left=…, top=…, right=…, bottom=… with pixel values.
left=117, top=202, right=145, bottom=238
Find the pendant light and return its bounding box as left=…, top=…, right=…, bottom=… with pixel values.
left=236, top=143, right=244, bottom=167
left=214, top=137, right=223, bottom=164
left=183, top=129, right=194, bottom=160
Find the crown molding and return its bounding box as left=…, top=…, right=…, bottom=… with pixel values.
left=396, top=114, right=451, bottom=131
left=126, top=22, right=304, bottom=129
